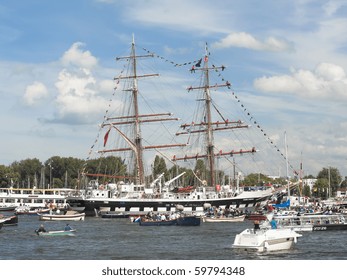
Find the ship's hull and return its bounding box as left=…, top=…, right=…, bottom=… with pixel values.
left=67, top=194, right=272, bottom=216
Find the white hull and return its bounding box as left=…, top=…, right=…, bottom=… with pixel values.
left=37, top=229, right=76, bottom=236
left=69, top=186, right=274, bottom=216
left=264, top=213, right=346, bottom=232
left=38, top=211, right=85, bottom=221
left=0, top=187, right=77, bottom=209
left=203, top=215, right=246, bottom=223
left=232, top=228, right=302, bottom=252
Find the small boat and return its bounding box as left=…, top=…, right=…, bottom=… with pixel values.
left=36, top=229, right=76, bottom=236
left=202, top=214, right=246, bottom=223
left=176, top=215, right=201, bottom=226
left=38, top=210, right=85, bottom=221
left=232, top=228, right=302, bottom=252
left=0, top=204, right=17, bottom=211
left=97, top=209, right=131, bottom=219
left=139, top=218, right=178, bottom=226
left=15, top=206, right=51, bottom=215
left=139, top=215, right=201, bottom=226
left=0, top=214, right=18, bottom=226
left=172, top=186, right=195, bottom=193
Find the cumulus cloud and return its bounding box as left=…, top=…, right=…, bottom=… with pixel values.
left=212, top=32, right=294, bottom=52
left=33, top=42, right=113, bottom=124
left=23, top=81, right=48, bottom=105
left=53, top=67, right=108, bottom=124
left=254, top=62, right=347, bottom=100
left=61, top=42, right=98, bottom=69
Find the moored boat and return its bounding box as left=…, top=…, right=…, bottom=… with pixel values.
left=0, top=187, right=75, bottom=209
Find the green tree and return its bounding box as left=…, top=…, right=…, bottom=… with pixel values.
left=317, top=167, right=341, bottom=196
left=152, top=156, right=167, bottom=178
left=313, top=178, right=329, bottom=198
left=0, top=165, right=20, bottom=188
left=11, top=158, right=43, bottom=188
left=302, top=184, right=311, bottom=197
left=242, top=173, right=271, bottom=186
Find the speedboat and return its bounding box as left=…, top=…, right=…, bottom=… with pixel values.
left=232, top=228, right=302, bottom=252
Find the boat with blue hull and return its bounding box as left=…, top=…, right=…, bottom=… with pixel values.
left=139, top=215, right=201, bottom=226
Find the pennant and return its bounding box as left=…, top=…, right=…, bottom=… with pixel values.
left=195, top=58, right=202, bottom=67
left=103, top=127, right=111, bottom=147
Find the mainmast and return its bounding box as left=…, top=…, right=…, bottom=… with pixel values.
left=99, top=37, right=185, bottom=185
left=174, top=43, right=256, bottom=191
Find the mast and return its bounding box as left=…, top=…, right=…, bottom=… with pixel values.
left=203, top=43, right=216, bottom=188
left=174, top=43, right=256, bottom=191
left=98, top=36, right=185, bottom=185
left=285, top=131, right=290, bottom=197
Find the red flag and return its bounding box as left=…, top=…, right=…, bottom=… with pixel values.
left=103, top=128, right=111, bottom=147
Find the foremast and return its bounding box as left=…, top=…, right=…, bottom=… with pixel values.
left=174, top=43, right=256, bottom=191
left=98, top=37, right=185, bottom=185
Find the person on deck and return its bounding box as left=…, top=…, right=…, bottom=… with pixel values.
left=254, top=220, right=260, bottom=231
left=270, top=218, right=278, bottom=229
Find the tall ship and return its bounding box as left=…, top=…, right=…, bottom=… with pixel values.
left=67, top=38, right=276, bottom=216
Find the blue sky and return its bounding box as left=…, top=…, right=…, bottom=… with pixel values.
left=1, top=0, right=347, bottom=178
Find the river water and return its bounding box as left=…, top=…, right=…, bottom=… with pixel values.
left=1, top=214, right=347, bottom=260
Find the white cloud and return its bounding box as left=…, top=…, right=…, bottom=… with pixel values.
left=212, top=32, right=294, bottom=52
left=23, top=81, right=49, bottom=105
left=54, top=67, right=108, bottom=123
left=61, top=42, right=98, bottom=69
left=323, top=0, right=347, bottom=16
left=254, top=62, right=347, bottom=100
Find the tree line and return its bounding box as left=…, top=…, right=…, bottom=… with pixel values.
left=0, top=155, right=346, bottom=199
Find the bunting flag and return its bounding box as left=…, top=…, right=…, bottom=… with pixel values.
left=142, top=47, right=201, bottom=67
left=195, top=58, right=202, bottom=67
left=211, top=66, right=298, bottom=173
left=103, top=127, right=111, bottom=147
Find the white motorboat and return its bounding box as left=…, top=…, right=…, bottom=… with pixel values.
left=232, top=228, right=302, bottom=252
left=38, top=210, right=85, bottom=221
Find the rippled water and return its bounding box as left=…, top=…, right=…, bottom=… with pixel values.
left=1, top=214, right=347, bottom=260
